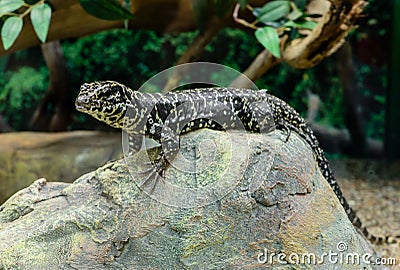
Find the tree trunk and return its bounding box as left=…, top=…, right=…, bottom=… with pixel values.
left=30, top=41, right=72, bottom=131
left=306, top=92, right=383, bottom=157
left=336, top=42, right=367, bottom=156
left=282, top=0, right=367, bottom=69
left=386, top=0, right=400, bottom=160
left=0, top=114, right=13, bottom=133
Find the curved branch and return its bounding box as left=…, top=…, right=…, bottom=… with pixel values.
left=283, top=0, right=367, bottom=69
left=0, top=0, right=196, bottom=57
left=229, top=49, right=281, bottom=88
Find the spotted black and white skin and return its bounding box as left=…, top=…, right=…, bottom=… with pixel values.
left=76, top=80, right=395, bottom=245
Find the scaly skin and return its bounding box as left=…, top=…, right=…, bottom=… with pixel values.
left=76, top=80, right=394, bottom=245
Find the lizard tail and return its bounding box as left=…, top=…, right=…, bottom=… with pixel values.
left=268, top=96, right=398, bottom=246
left=326, top=170, right=399, bottom=246
left=303, top=128, right=399, bottom=246
left=344, top=196, right=399, bottom=245
left=348, top=203, right=399, bottom=245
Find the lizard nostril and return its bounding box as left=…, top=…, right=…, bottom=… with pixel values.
left=75, top=96, right=89, bottom=108
left=81, top=83, right=91, bottom=89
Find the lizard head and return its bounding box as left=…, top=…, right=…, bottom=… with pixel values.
left=75, top=81, right=133, bottom=129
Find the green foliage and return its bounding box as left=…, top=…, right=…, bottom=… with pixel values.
left=79, top=0, right=134, bottom=20
left=367, top=107, right=384, bottom=140
left=255, top=26, right=280, bottom=58
left=356, top=64, right=387, bottom=141
left=253, top=0, right=290, bottom=23
left=162, top=31, right=198, bottom=57
left=0, top=20, right=386, bottom=142
left=252, top=0, right=317, bottom=58
left=0, top=66, right=48, bottom=130
left=1, top=16, right=23, bottom=50
left=283, top=20, right=316, bottom=30
left=189, top=0, right=316, bottom=57
left=30, top=3, right=51, bottom=43
left=62, top=29, right=163, bottom=90
left=0, top=0, right=24, bottom=14
left=0, top=0, right=52, bottom=50
left=0, top=0, right=134, bottom=51
left=203, top=28, right=260, bottom=70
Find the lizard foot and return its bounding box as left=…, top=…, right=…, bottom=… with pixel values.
left=138, top=152, right=167, bottom=194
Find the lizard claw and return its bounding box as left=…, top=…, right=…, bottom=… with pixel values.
left=138, top=152, right=167, bottom=194
left=278, top=120, right=291, bottom=142
left=139, top=167, right=161, bottom=194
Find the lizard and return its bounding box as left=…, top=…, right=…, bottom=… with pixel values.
left=75, top=80, right=396, bottom=245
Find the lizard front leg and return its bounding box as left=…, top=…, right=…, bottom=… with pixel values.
left=139, top=125, right=180, bottom=193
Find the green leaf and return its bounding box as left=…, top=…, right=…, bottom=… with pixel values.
left=253, top=0, right=290, bottom=23
left=237, top=0, right=249, bottom=9
left=373, top=95, right=385, bottom=104
left=284, top=20, right=317, bottom=30
left=0, top=0, right=24, bottom=14
left=1, top=16, right=23, bottom=50
left=288, top=7, right=303, bottom=21
left=191, top=0, right=209, bottom=32
left=293, top=0, right=306, bottom=10
left=255, top=26, right=280, bottom=58
left=30, top=3, right=51, bottom=43
left=0, top=54, right=9, bottom=73
left=25, top=0, right=42, bottom=5
left=79, top=0, right=134, bottom=20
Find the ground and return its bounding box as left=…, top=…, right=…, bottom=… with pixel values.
left=332, top=159, right=400, bottom=262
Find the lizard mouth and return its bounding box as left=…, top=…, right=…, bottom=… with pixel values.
left=75, top=96, right=90, bottom=112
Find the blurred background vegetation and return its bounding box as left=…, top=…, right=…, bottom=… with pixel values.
left=0, top=0, right=396, bottom=156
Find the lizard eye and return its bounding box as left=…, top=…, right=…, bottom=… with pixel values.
left=112, top=85, right=125, bottom=97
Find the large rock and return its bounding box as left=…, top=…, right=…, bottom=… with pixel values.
left=0, top=129, right=383, bottom=269
left=0, top=131, right=121, bottom=204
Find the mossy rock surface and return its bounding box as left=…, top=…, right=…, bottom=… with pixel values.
left=0, top=129, right=382, bottom=269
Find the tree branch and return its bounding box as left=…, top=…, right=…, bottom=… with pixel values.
left=306, top=92, right=383, bottom=157
left=30, top=40, right=72, bottom=131
left=230, top=0, right=366, bottom=87
left=336, top=42, right=367, bottom=156
left=230, top=49, right=281, bottom=88
left=282, top=0, right=367, bottom=68
left=0, top=0, right=198, bottom=57
left=162, top=16, right=226, bottom=92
